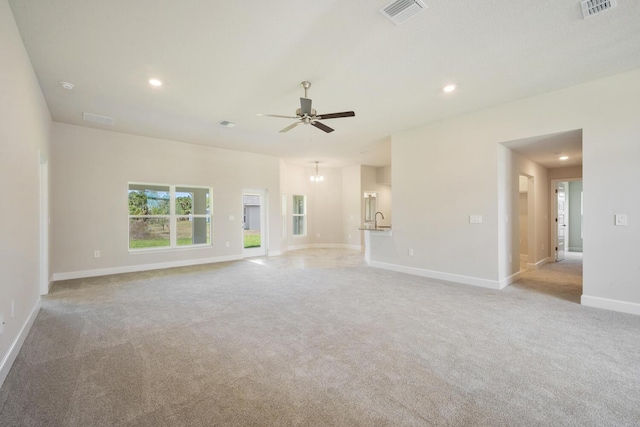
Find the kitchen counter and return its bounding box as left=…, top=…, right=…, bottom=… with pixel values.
left=359, top=225, right=392, bottom=231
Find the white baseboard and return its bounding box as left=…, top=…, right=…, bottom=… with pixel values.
left=52, top=255, right=243, bottom=281
left=568, top=247, right=583, bottom=252
left=368, top=261, right=501, bottom=290
left=267, top=250, right=282, bottom=256
left=343, top=244, right=363, bottom=250
left=0, top=298, right=41, bottom=388
left=286, top=244, right=363, bottom=252
left=526, top=257, right=551, bottom=270
left=581, top=295, right=640, bottom=316
left=499, top=270, right=523, bottom=289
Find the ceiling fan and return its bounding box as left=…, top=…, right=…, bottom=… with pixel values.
left=258, top=81, right=355, bottom=133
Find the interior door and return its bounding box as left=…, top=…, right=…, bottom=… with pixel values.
left=242, top=189, right=267, bottom=257
left=555, top=182, right=567, bottom=262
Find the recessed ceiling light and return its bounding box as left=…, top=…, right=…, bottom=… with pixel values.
left=443, top=84, right=456, bottom=93
left=559, top=155, right=569, bottom=161
left=60, top=81, right=74, bottom=90
left=149, top=78, right=163, bottom=87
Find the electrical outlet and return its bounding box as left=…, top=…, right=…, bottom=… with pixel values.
left=94, top=250, right=100, bottom=258
left=225, top=241, right=230, bottom=247
left=317, top=233, right=320, bottom=238
left=229, top=215, right=234, bottom=221
left=408, top=249, right=414, bottom=256
left=0, top=313, right=4, bottom=335
left=348, top=234, right=351, bottom=239
left=509, top=254, right=512, bottom=263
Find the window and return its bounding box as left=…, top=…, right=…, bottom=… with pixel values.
left=292, top=194, right=306, bottom=236
left=128, top=183, right=211, bottom=250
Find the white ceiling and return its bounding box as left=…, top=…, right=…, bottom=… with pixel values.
left=9, top=0, right=640, bottom=167
left=503, top=129, right=583, bottom=169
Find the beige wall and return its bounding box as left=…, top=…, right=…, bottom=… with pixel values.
left=342, top=165, right=362, bottom=248
left=377, top=69, right=640, bottom=311
left=549, top=165, right=582, bottom=181
left=51, top=123, right=281, bottom=276
left=362, top=166, right=392, bottom=227
left=568, top=180, right=583, bottom=252
left=281, top=162, right=344, bottom=249
left=0, top=0, right=52, bottom=385
left=502, top=149, right=550, bottom=276
left=519, top=193, right=528, bottom=256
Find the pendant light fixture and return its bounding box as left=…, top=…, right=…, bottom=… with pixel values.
left=310, top=161, right=324, bottom=182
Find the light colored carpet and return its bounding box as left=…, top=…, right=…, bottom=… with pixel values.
left=1, top=249, right=639, bottom=426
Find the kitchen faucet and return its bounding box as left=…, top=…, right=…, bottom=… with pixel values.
left=375, top=211, right=384, bottom=229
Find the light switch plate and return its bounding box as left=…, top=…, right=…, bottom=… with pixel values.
left=470, top=215, right=483, bottom=224
left=615, top=214, right=627, bottom=226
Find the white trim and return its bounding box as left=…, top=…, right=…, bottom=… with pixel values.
left=568, top=247, right=583, bottom=252
left=581, top=295, right=640, bottom=316
left=0, top=299, right=41, bottom=388
left=242, top=188, right=268, bottom=258
left=499, top=270, right=523, bottom=289
left=287, top=243, right=363, bottom=251
left=368, top=260, right=501, bottom=290
left=267, top=250, right=282, bottom=256
left=343, top=244, right=363, bottom=250
left=526, top=257, right=551, bottom=270
left=52, top=255, right=242, bottom=281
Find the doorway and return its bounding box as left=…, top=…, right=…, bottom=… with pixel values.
left=552, top=179, right=583, bottom=263
left=242, top=189, right=267, bottom=257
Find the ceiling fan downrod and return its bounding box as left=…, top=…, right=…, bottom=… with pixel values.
left=301, top=81, right=311, bottom=99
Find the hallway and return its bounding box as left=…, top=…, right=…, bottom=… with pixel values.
left=514, top=252, right=583, bottom=304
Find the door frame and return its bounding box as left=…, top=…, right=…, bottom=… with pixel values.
left=550, top=177, right=582, bottom=263
left=242, top=188, right=268, bottom=258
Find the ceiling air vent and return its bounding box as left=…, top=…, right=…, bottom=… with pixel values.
left=379, top=0, right=427, bottom=25
left=580, top=0, right=617, bottom=18
left=83, top=112, right=115, bottom=126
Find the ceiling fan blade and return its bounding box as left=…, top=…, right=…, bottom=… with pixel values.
left=300, top=97, right=313, bottom=116
left=311, top=121, right=334, bottom=133
left=316, top=111, right=355, bottom=120
left=257, top=113, right=299, bottom=119
left=279, top=122, right=302, bottom=133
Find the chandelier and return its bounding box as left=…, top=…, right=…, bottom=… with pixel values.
left=310, top=161, right=324, bottom=182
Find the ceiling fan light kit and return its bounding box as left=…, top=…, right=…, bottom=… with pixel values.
left=258, top=81, right=355, bottom=134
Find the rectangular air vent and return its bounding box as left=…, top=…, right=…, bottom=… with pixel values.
left=83, top=112, right=115, bottom=126
left=581, top=0, right=617, bottom=18
left=379, top=0, right=427, bottom=25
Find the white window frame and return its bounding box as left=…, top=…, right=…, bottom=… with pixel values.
left=292, top=194, right=306, bottom=237
left=128, top=182, right=212, bottom=252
